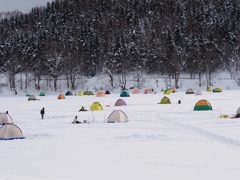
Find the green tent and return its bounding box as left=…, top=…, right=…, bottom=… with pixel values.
left=213, top=88, right=222, bottom=93
left=88, top=91, right=94, bottom=95
left=194, top=99, right=212, bottom=111
left=83, top=91, right=94, bottom=95
left=120, top=90, right=130, bottom=97
left=160, top=96, right=171, bottom=104
left=25, top=92, right=31, bottom=97
left=39, top=92, right=45, bottom=96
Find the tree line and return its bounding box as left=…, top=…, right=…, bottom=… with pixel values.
left=0, top=0, right=240, bottom=91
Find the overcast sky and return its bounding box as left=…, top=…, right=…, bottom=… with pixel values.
left=0, top=0, right=54, bottom=13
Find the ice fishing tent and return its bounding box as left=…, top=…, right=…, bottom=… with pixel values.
left=39, top=92, right=45, bottom=96
left=114, top=99, right=127, bottom=106
left=186, top=88, right=195, bottom=94
left=57, top=94, right=65, bottom=99
left=83, top=91, right=89, bottom=95
left=0, top=123, right=24, bottom=140
left=96, top=91, right=106, bottom=97
left=83, top=91, right=94, bottom=95
left=144, top=89, right=152, bottom=94
left=213, top=87, right=222, bottom=93
left=160, top=96, right=171, bottom=104
left=164, top=89, right=171, bottom=94
left=106, top=110, right=128, bottom=123
left=195, top=90, right=202, bottom=95
left=194, top=99, right=212, bottom=111
left=90, top=102, right=103, bottom=111
left=77, top=92, right=83, bottom=96
left=65, top=91, right=73, bottom=96
left=206, top=87, right=212, bottom=92
left=88, top=91, right=94, bottom=95
left=25, top=92, right=31, bottom=97
left=132, top=89, right=140, bottom=94
left=0, top=113, right=13, bottom=125
left=105, top=90, right=110, bottom=94
left=120, top=90, right=130, bottom=97
left=28, top=95, right=38, bottom=101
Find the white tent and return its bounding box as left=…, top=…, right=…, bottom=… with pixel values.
left=28, top=95, right=38, bottom=101
left=0, top=113, right=13, bottom=125
left=106, top=110, right=128, bottom=123
left=195, top=90, right=202, bottom=95
left=0, top=123, right=25, bottom=140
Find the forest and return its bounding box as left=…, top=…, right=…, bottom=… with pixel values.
left=0, top=0, right=240, bottom=91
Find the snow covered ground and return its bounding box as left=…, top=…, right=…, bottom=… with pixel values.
left=0, top=89, right=240, bottom=180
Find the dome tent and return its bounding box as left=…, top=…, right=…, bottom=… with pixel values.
left=83, top=91, right=94, bottom=95
left=194, top=99, right=212, bottom=111
left=25, top=92, right=31, bottom=97
left=144, top=89, right=152, bottom=94
left=114, top=99, right=127, bottom=106
left=120, top=90, right=130, bottom=97
left=105, top=90, right=110, bottom=94
left=90, top=102, right=103, bottom=111
left=132, top=89, right=140, bottom=94
left=96, top=91, right=106, bottom=97
left=28, top=95, right=38, bottom=101
left=39, top=92, right=45, bottom=96
left=213, top=87, right=222, bottom=93
left=186, top=88, right=195, bottom=94
left=195, top=90, right=202, bottom=95
left=160, top=96, right=171, bottom=104
left=65, top=91, right=73, bottom=96
left=77, top=92, right=83, bottom=96
left=106, top=110, right=128, bottom=123
left=0, top=123, right=24, bottom=140
left=164, top=90, right=171, bottom=94
left=57, top=94, right=65, bottom=99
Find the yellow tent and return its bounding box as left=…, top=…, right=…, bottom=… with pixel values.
left=77, top=92, right=83, bottom=96
left=90, top=102, right=103, bottom=111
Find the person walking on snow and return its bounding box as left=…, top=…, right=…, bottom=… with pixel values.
left=40, top=108, right=45, bottom=119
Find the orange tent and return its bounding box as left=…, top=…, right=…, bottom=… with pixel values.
left=144, top=89, right=152, bottom=94
left=132, top=89, right=140, bottom=94
left=57, top=94, right=65, bottom=99
left=96, top=91, right=106, bottom=97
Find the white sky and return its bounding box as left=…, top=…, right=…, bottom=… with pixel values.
left=0, top=0, right=54, bottom=13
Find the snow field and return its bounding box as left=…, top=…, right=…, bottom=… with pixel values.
left=0, top=90, right=240, bottom=180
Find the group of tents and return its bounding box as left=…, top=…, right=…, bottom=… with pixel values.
left=89, top=99, right=127, bottom=111
left=185, top=87, right=222, bottom=95
left=0, top=113, right=24, bottom=140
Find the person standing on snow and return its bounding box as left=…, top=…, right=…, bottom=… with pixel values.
left=40, top=107, right=45, bottom=119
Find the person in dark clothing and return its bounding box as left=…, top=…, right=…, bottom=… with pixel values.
left=72, top=116, right=81, bottom=124
left=79, top=106, right=87, bottom=111
left=40, top=108, right=45, bottom=119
